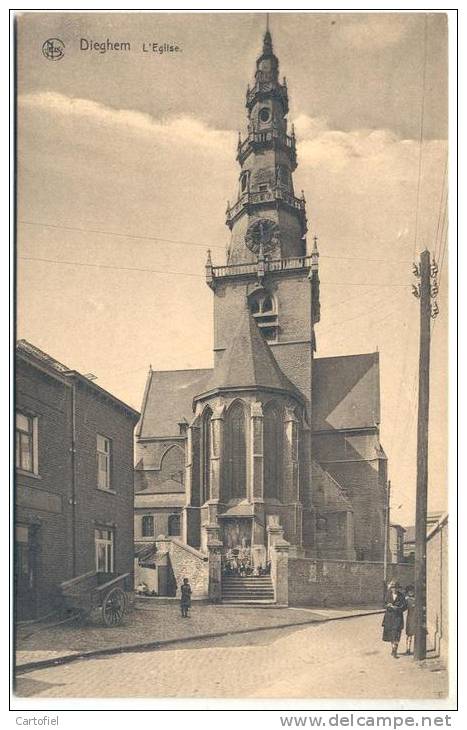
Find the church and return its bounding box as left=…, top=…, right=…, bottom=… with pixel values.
left=134, top=30, right=388, bottom=595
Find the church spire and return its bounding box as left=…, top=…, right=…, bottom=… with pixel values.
left=262, top=28, right=273, bottom=56
left=224, top=27, right=308, bottom=266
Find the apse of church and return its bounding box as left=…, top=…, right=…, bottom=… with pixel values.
left=135, top=29, right=387, bottom=569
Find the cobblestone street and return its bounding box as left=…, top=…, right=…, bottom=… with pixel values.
left=16, top=601, right=330, bottom=667
left=15, top=614, right=449, bottom=700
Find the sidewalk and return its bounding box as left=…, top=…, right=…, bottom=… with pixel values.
left=15, top=600, right=383, bottom=673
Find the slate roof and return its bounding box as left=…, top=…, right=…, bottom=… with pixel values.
left=311, top=460, right=353, bottom=512
left=136, top=367, right=212, bottom=438
left=137, top=335, right=381, bottom=439
left=312, top=352, right=380, bottom=432
left=17, top=339, right=139, bottom=421
left=197, top=307, right=302, bottom=402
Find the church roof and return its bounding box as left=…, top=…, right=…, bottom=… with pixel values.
left=196, top=307, right=302, bottom=402
left=136, top=367, right=212, bottom=438
left=311, top=460, right=353, bottom=512
left=312, top=352, right=380, bottom=432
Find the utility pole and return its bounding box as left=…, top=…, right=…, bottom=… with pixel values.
left=411, top=249, right=438, bottom=661
left=383, top=479, right=391, bottom=602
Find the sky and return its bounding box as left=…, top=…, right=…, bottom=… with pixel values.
left=16, top=11, right=449, bottom=527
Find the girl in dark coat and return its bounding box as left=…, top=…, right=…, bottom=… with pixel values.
left=382, top=580, right=407, bottom=658
left=180, top=578, right=192, bottom=618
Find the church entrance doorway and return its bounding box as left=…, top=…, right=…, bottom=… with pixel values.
left=221, top=518, right=253, bottom=576
left=222, top=517, right=252, bottom=550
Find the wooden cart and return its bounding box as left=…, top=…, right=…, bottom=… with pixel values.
left=60, top=571, right=131, bottom=627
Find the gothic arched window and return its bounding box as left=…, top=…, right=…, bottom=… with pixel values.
left=201, top=407, right=212, bottom=505
left=160, top=444, right=185, bottom=492
left=263, top=403, right=283, bottom=500
left=225, top=401, right=247, bottom=500
left=248, top=291, right=278, bottom=343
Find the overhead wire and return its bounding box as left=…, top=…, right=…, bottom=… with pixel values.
left=18, top=255, right=413, bottom=287
left=18, top=219, right=412, bottom=265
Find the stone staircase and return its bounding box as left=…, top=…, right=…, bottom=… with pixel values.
left=221, top=575, right=275, bottom=604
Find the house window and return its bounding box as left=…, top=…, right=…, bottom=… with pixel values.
left=168, top=514, right=181, bottom=537
left=95, top=527, right=114, bottom=573
left=97, top=434, right=111, bottom=490
left=142, top=515, right=154, bottom=537
left=15, top=412, right=38, bottom=474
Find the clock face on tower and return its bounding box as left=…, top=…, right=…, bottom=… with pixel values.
left=245, top=218, right=280, bottom=254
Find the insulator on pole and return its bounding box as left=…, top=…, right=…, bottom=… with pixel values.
left=431, top=301, right=439, bottom=318
left=412, top=263, right=420, bottom=277
left=412, top=284, right=421, bottom=298
left=430, top=282, right=439, bottom=297
left=431, top=261, right=439, bottom=277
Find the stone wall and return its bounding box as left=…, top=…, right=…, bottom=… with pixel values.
left=288, top=557, right=414, bottom=607
left=426, top=515, right=448, bottom=663
left=156, top=537, right=209, bottom=599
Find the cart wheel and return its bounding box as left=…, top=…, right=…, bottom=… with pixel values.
left=102, top=587, right=126, bottom=627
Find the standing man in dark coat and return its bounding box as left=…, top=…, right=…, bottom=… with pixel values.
left=382, top=580, right=407, bottom=658
left=180, top=577, right=192, bottom=618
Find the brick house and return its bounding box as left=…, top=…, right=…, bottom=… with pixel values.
left=388, top=523, right=406, bottom=564
left=15, top=340, right=139, bottom=620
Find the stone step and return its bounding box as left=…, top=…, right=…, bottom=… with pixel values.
left=222, top=577, right=273, bottom=582
left=222, top=584, right=273, bottom=589
left=222, top=591, right=274, bottom=600
left=222, top=575, right=272, bottom=580
left=222, top=580, right=273, bottom=585
left=221, top=599, right=276, bottom=605
left=221, top=574, right=275, bottom=604
left=222, top=589, right=275, bottom=596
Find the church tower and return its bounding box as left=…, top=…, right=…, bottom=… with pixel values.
left=136, top=25, right=387, bottom=586
left=206, top=28, right=320, bottom=415
left=226, top=29, right=307, bottom=266
left=184, top=29, right=321, bottom=558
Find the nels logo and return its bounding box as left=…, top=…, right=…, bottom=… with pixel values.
left=42, top=38, right=65, bottom=61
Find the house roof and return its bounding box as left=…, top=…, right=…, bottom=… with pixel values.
left=312, top=352, right=380, bottom=432
left=17, top=339, right=139, bottom=420
left=136, top=367, right=212, bottom=438
left=404, top=512, right=448, bottom=545
left=197, top=307, right=302, bottom=402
